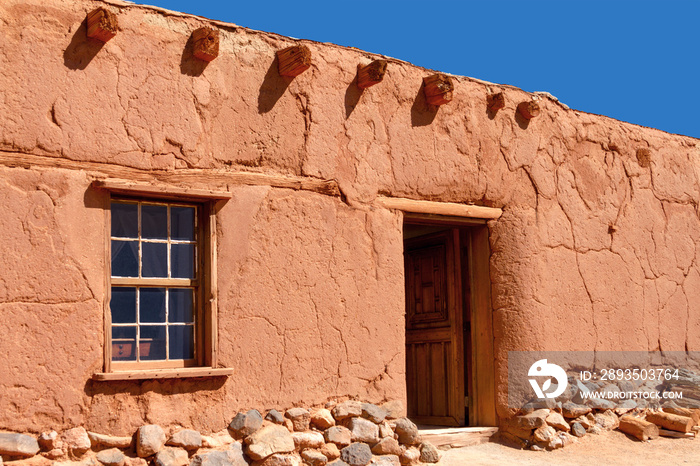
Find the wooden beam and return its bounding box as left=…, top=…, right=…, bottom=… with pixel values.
left=423, top=74, right=454, bottom=106
left=618, top=415, right=659, bottom=441
left=93, top=179, right=232, bottom=201
left=487, top=93, right=505, bottom=113
left=517, top=100, right=540, bottom=120
left=86, top=7, right=118, bottom=43
left=277, top=45, right=311, bottom=77
left=377, top=196, right=502, bottom=220
left=92, top=367, right=234, bottom=381
left=357, top=60, right=388, bottom=89
left=192, top=27, right=219, bottom=62
left=0, top=151, right=340, bottom=197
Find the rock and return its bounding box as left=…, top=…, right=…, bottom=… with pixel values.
left=562, top=402, right=591, bottom=418
left=499, top=421, right=532, bottom=440
left=44, top=448, right=65, bottom=459
left=300, top=450, right=327, bottom=466
left=533, top=425, right=556, bottom=443
left=284, top=419, right=295, bottom=433
left=418, top=442, right=439, bottom=463
left=320, top=443, right=340, bottom=461
left=136, top=425, right=166, bottom=457
left=546, top=412, right=570, bottom=432
left=167, top=430, right=202, bottom=450
left=332, top=402, right=363, bottom=421
left=615, top=399, right=637, bottom=415
left=344, top=418, right=379, bottom=444
left=324, top=426, right=352, bottom=448
left=515, top=409, right=549, bottom=429
left=327, top=461, right=350, bottom=466
left=266, top=410, right=286, bottom=425
left=153, top=448, right=188, bottom=466
left=574, top=416, right=593, bottom=429
left=96, top=448, right=126, bottom=466
left=201, top=431, right=233, bottom=449
left=588, top=426, right=602, bottom=435
left=360, top=404, right=387, bottom=424
left=88, top=432, right=133, bottom=449
left=588, top=398, right=617, bottom=411
left=191, top=450, right=247, bottom=466
left=252, top=453, right=302, bottom=466
left=229, top=410, right=264, bottom=439
left=340, top=443, right=372, bottom=466
left=378, top=423, right=393, bottom=439
left=123, top=458, right=148, bottom=466
left=594, top=411, right=619, bottom=430
left=228, top=442, right=248, bottom=466
left=398, top=446, right=420, bottom=465
left=62, top=428, right=91, bottom=457
left=558, top=432, right=577, bottom=448
left=530, top=444, right=545, bottom=451
left=245, top=425, right=295, bottom=461
left=285, top=408, right=311, bottom=432
left=371, top=438, right=400, bottom=456
left=291, top=431, right=325, bottom=450
left=520, top=399, right=556, bottom=414
left=571, top=422, right=586, bottom=438
left=572, top=380, right=592, bottom=404
left=124, top=458, right=148, bottom=466
left=380, top=401, right=405, bottom=420
left=311, top=409, right=336, bottom=430
left=38, top=431, right=62, bottom=452
left=392, top=418, right=419, bottom=445
left=369, top=456, right=400, bottom=466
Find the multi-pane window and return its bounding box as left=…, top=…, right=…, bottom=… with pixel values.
left=109, top=200, right=199, bottom=367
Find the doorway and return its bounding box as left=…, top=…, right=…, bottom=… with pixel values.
left=404, top=217, right=496, bottom=427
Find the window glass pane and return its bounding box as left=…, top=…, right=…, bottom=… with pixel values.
left=169, top=326, right=194, bottom=360
left=111, top=203, right=138, bottom=238
left=141, top=205, right=167, bottom=239
left=171, top=207, right=195, bottom=241
left=112, top=326, right=136, bottom=361
left=111, top=287, right=136, bottom=323
left=142, top=243, right=168, bottom=277
left=111, top=240, right=139, bottom=277
left=169, top=289, right=194, bottom=323
left=140, top=326, right=166, bottom=360
left=172, top=244, right=195, bottom=279
left=139, top=288, right=166, bottom=323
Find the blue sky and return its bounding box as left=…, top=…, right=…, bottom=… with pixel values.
left=133, top=1, right=699, bottom=139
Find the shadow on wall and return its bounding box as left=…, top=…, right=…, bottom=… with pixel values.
left=411, top=83, right=438, bottom=127
left=344, top=73, right=363, bottom=119
left=84, top=377, right=228, bottom=398
left=180, top=33, right=210, bottom=77
left=63, top=18, right=105, bottom=70
left=258, top=56, right=293, bottom=114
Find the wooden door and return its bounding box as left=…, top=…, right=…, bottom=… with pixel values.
left=405, top=229, right=466, bottom=426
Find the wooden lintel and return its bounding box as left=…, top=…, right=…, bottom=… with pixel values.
left=517, top=100, right=540, bottom=120
left=376, top=196, right=502, bottom=220
left=357, top=60, right=388, bottom=89
left=93, top=179, right=231, bottom=201
left=192, top=27, right=219, bottom=62
left=277, top=45, right=311, bottom=77
left=0, top=151, right=341, bottom=198
left=487, top=92, right=505, bottom=113
left=86, top=7, right=118, bottom=43
left=93, top=367, right=233, bottom=381
left=423, top=74, right=454, bottom=106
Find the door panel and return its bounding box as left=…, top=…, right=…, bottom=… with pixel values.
left=405, top=230, right=465, bottom=426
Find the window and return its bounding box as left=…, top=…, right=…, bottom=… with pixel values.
left=110, top=200, right=200, bottom=368
left=92, top=180, right=232, bottom=380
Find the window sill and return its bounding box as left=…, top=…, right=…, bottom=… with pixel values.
left=92, top=367, right=233, bottom=381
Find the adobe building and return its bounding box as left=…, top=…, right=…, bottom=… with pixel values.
left=2, top=0, right=700, bottom=446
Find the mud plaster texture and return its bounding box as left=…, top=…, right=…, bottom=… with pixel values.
left=1, top=0, right=699, bottom=435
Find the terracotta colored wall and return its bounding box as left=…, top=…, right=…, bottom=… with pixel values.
left=1, top=0, right=699, bottom=433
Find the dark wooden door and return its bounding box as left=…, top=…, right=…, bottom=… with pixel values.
left=405, top=229, right=466, bottom=426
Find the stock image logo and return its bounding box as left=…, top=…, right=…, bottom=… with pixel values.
left=528, top=359, right=568, bottom=399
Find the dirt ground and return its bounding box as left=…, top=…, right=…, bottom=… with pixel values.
left=440, top=430, right=700, bottom=465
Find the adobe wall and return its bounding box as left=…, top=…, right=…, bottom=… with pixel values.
left=1, top=0, right=700, bottom=435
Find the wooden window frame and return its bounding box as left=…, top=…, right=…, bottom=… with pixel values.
left=92, top=180, right=232, bottom=380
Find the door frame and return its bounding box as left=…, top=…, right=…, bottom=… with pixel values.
left=403, top=213, right=497, bottom=427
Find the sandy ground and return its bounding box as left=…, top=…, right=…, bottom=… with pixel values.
left=440, top=430, right=700, bottom=465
